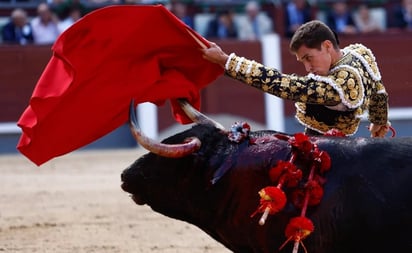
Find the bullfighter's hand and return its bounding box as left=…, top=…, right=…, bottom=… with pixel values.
left=202, top=41, right=229, bottom=68
left=369, top=122, right=390, bottom=138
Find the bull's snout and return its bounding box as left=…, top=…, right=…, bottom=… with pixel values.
left=120, top=172, right=131, bottom=194
left=120, top=169, right=147, bottom=205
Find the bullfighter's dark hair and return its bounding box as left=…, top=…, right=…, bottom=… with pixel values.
left=289, top=20, right=340, bottom=52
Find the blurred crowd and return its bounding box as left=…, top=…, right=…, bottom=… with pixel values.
left=1, top=0, right=412, bottom=45
left=1, top=0, right=87, bottom=44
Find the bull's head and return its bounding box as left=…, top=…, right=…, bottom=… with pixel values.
left=121, top=99, right=230, bottom=206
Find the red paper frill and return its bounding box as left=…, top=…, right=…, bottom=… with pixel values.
left=291, top=180, right=324, bottom=208
left=285, top=216, right=314, bottom=241
left=251, top=186, right=287, bottom=217
left=269, top=160, right=303, bottom=188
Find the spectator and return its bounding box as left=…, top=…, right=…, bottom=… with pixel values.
left=353, top=4, right=384, bottom=34
left=87, top=0, right=120, bottom=4
left=325, top=0, right=357, bottom=35
left=1, top=8, right=34, bottom=45
left=51, top=0, right=87, bottom=30
left=388, top=0, right=412, bottom=31
left=237, top=0, right=273, bottom=41
left=169, top=1, right=194, bottom=29
left=283, top=0, right=313, bottom=38
left=205, top=9, right=238, bottom=39
left=31, top=3, right=61, bottom=45
left=57, top=5, right=83, bottom=33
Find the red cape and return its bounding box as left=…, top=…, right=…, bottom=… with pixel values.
left=17, top=5, right=223, bottom=166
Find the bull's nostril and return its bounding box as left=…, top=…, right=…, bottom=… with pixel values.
left=120, top=171, right=128, bottom=182
left=120, top=182, right=128, bottom=191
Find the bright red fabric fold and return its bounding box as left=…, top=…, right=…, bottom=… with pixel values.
left=16, top=5, right=223, bottom=166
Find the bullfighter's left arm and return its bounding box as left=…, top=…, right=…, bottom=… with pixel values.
left=367, top=81, right=388, bottom=125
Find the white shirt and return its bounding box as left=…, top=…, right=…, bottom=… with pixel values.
left=237, top=13, right=273, bottom=41
left=57, top=17, right=75, bottom=34
left=31, top=17, right=60, bottom=45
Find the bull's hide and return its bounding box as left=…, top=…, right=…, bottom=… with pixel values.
left=121, top=123, right=412, bottom=253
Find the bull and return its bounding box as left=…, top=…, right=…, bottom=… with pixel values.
left=121, top=100, right=412, bottom=253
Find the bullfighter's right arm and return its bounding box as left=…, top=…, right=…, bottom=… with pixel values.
left=224, top=53, right=364, bottom=110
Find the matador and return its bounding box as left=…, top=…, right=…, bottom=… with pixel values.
left=203, top=20, right=389, bottom=137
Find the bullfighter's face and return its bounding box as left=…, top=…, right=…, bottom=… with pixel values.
left=295, top=41, right=336, bottom=76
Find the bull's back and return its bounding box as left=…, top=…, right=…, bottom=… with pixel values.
left=308, top=136, right=412, bottom=253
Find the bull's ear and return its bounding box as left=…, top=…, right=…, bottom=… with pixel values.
left=211, top=162, right=233, bottom=185
left=129, top=100, right=201, bottom=157
left=177, top=99, right=225, bottom=130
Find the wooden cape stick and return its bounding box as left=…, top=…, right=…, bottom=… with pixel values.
left=186, top=28, right=208, bottom=49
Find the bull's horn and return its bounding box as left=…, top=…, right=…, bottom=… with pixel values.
left=177, top=99, right=225, bottom=130
left=129, top=101, right=201, bottom=157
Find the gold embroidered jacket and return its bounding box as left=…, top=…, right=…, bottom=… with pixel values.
left=224, top=43, right=388, bottom=135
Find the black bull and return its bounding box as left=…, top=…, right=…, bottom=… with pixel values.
left=121, top=123, right=412, bottom=253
